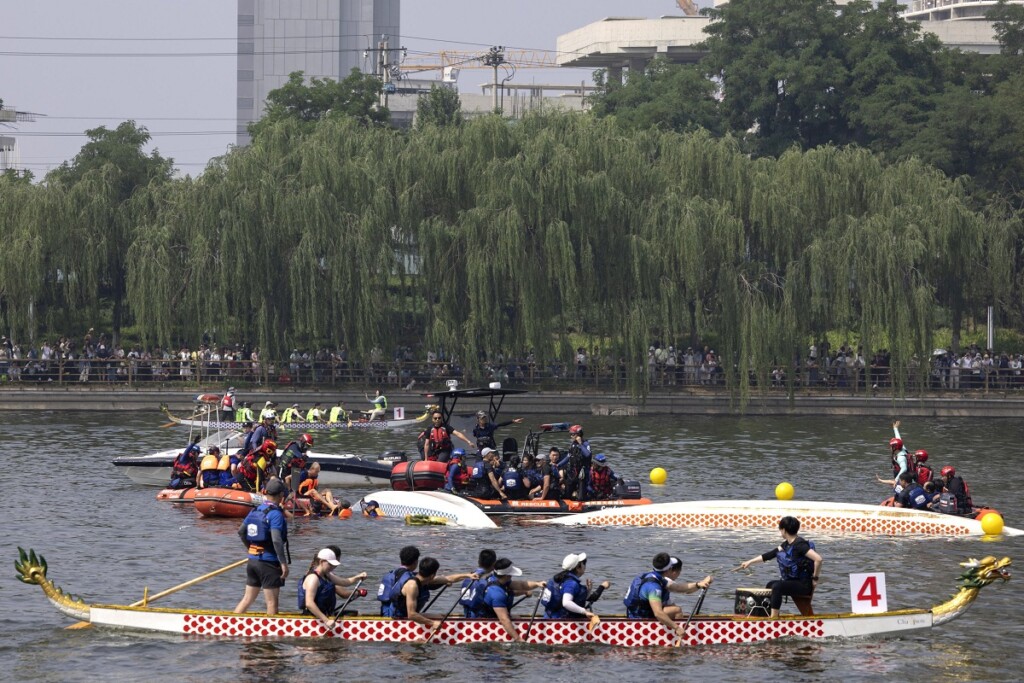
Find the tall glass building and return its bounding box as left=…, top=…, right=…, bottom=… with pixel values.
left=236, top=0, right=400, bottom=146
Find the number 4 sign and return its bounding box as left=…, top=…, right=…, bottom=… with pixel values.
left=849, top=572, right=888, bottom=614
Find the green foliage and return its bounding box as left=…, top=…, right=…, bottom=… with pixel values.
left=588, top=59, right=722, bottom=134
left=248, top=70, right=388, bottom=139
left=989, top=0, right=1024, bottom=56
left=415, top=85, right=463, bottom=129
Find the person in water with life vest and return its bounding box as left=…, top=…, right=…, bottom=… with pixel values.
left=472, top=410, right=524, bottom=452
left=419, top=410, right=473, bottom=463
left=624, top=554, right=713, bottom=641
left=296, top=462, right=346, bottom=516
left=234, top=478, right=290, bottom=616
left=477, top=558, right=546, bottom=643
left=737, top=515, right=823, bottom=619
left=542, top=552, right=610, bottom=621
left=299, top=547, right=368, bottom=628
left=362, top=499, right=383, bottom=518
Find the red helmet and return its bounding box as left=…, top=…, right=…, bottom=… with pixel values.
left=300, top=433, right=314, bottom=448
left=889, top=437, right=903, bottom=451
left=569, top=425, right=584, bottom=435
left=262, top=440, right=277, bottom=453
left=914, top=449, right=928, bottom=463
left=941, top=466, right=955, bottom=478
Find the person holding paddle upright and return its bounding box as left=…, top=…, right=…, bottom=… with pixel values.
left=234, top=479, right=289, bottom=615
left=299, top=547, right=368, bottom=628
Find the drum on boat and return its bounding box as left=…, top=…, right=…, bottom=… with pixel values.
left=390, top=460, right=447, bottom=491
left=734, top=588, right=771, bottom=617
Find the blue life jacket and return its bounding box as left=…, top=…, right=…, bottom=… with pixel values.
left=298, top=572, right=337, bottom=614
left=543, top=573, right=586, bottom=619
left=377, top=567, right=414, bottom=617
left=459, top=572, right=488, bottom=617
left=218, top=470, right=235, bottom=486
left=391, top=575, right=429, bottom=619
left=777, top=538, right=816, bottom=581
left=479, top=576, right=514, bottom=619
left=903, top=484, right=929, bottom=510
left=470, top=458, right=487, bottom=480
left=200, top=470, right=220, bottom=488
left=502, top=469, right=524, bottom=493
left=240, top=502, right=284, bottom=561
left=624, top=571, right=667, bottom=619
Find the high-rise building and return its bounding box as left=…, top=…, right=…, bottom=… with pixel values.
left=236, top=0, right=400, bottom=147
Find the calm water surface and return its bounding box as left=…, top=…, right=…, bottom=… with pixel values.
left=3, top=410, right=1022, bottom=682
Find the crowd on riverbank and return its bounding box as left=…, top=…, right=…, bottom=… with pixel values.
left=0, top=333, right=1021, bottom=393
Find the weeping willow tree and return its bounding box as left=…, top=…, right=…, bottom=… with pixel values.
left=2, top=111, right=1019, bottom=402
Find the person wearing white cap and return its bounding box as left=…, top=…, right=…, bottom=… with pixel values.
left=623, top=552, right=713, bottom=640
left=280, top=403, right=303, bottom=424
left=479, top=558, right=546, bottom=642
left=298, top=546, right=368, bottom=627
left=259, top=401, right=278, bottom=421
left=541, top=552, right=610, bottom=621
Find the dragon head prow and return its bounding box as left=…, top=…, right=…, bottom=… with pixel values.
left=15, top=547, right=49, bottom=585
left=959, top=556, right=1012, bottom=588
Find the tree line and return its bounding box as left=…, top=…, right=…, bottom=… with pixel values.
left=0, top=0, right=1022, bottom=400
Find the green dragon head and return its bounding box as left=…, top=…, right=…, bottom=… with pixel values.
left=959, top=556, right=1012, bottom=589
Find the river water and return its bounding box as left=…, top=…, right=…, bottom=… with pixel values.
left=3, top=410, right=1022, bottom=682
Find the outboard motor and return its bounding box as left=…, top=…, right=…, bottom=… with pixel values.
left=614, top=479, right=642, bottom=500
left=378, top=450, right=408, bottom=464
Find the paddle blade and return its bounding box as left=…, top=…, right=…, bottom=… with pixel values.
left=587, top=614, right=600, bottom=632
left=66, top=621, right=92, bottom=630
left=160, top=421, right=177, bottom=429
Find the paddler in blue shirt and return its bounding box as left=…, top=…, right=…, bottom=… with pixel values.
left=478, top=558, right=545, bottom=642
left=472, top=410, right=524, bottom=451
left=234, top=478, right=289, bottom=615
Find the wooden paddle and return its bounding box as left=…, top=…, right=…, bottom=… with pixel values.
left=672, top=585, right=708, bottom=648
left=322, top=578, right=365, bottom=635
left=67, top=558, right=247, bottom=629
left=424, top=587, right=465, bottom=644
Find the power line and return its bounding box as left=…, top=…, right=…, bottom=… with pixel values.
left=11, top=131, right=235, bottom=137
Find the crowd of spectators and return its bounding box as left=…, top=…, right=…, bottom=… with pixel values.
left=0, top=331, right=1019, bottom=392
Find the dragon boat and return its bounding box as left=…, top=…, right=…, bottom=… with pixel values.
left=17, top=548, right=1010, bottom=645
left=539, top=499, right=1024, bottom=537
left=161, top=403, right=432, bottom=432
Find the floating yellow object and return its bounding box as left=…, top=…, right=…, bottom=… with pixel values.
left=981, top=513, right=1004, bottom=536
left=650, top=467, right=668, bottom=485
left=775, top=482, right=795, bottom=500
left=405, top=514, right=450, bottom=526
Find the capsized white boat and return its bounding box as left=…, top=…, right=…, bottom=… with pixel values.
left=537, top=499, right=1024, bottom=537
left=356, top=490, right=497, bottom=529
left=17, top=549, right=1012, bottom=645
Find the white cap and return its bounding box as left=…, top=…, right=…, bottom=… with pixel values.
left=562, top=552, right=587, bottom=571
left=265, top=401, right=273, bottom=407
left=481, top=447, right=496, bottom=457
left=494, top=563, right=522, bottom=577
left=317, top=548, right=341, bottom=566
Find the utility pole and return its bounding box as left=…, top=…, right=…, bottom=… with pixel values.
left=378, top=35, right=390, bottom=109
left=483, top=46, right=506, bottom=113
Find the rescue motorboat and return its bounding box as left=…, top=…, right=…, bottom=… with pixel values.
left=17, top=548, right=1011, bottom=645
left=538, top=499, right=1024, bottom=537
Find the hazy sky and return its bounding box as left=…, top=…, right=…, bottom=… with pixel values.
left=1, top=0, right=689, bottom=177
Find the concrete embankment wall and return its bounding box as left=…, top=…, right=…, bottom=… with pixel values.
left=0, top=387, right=1021, bottom=418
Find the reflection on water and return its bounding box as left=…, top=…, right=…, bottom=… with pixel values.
left=3, top=410, right=1023, bottom=682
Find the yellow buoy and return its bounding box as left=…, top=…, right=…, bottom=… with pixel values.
left=650, top=467, right=668, bottom=485
left=775, top=482, right=795, bottom=500
left=981, top=512, right=1004, bottom=536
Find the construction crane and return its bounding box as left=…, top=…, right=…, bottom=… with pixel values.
left=676, top=0, right=699, bottom=16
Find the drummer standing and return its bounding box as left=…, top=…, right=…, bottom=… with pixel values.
left=738, top=515, right=823, bottom=618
